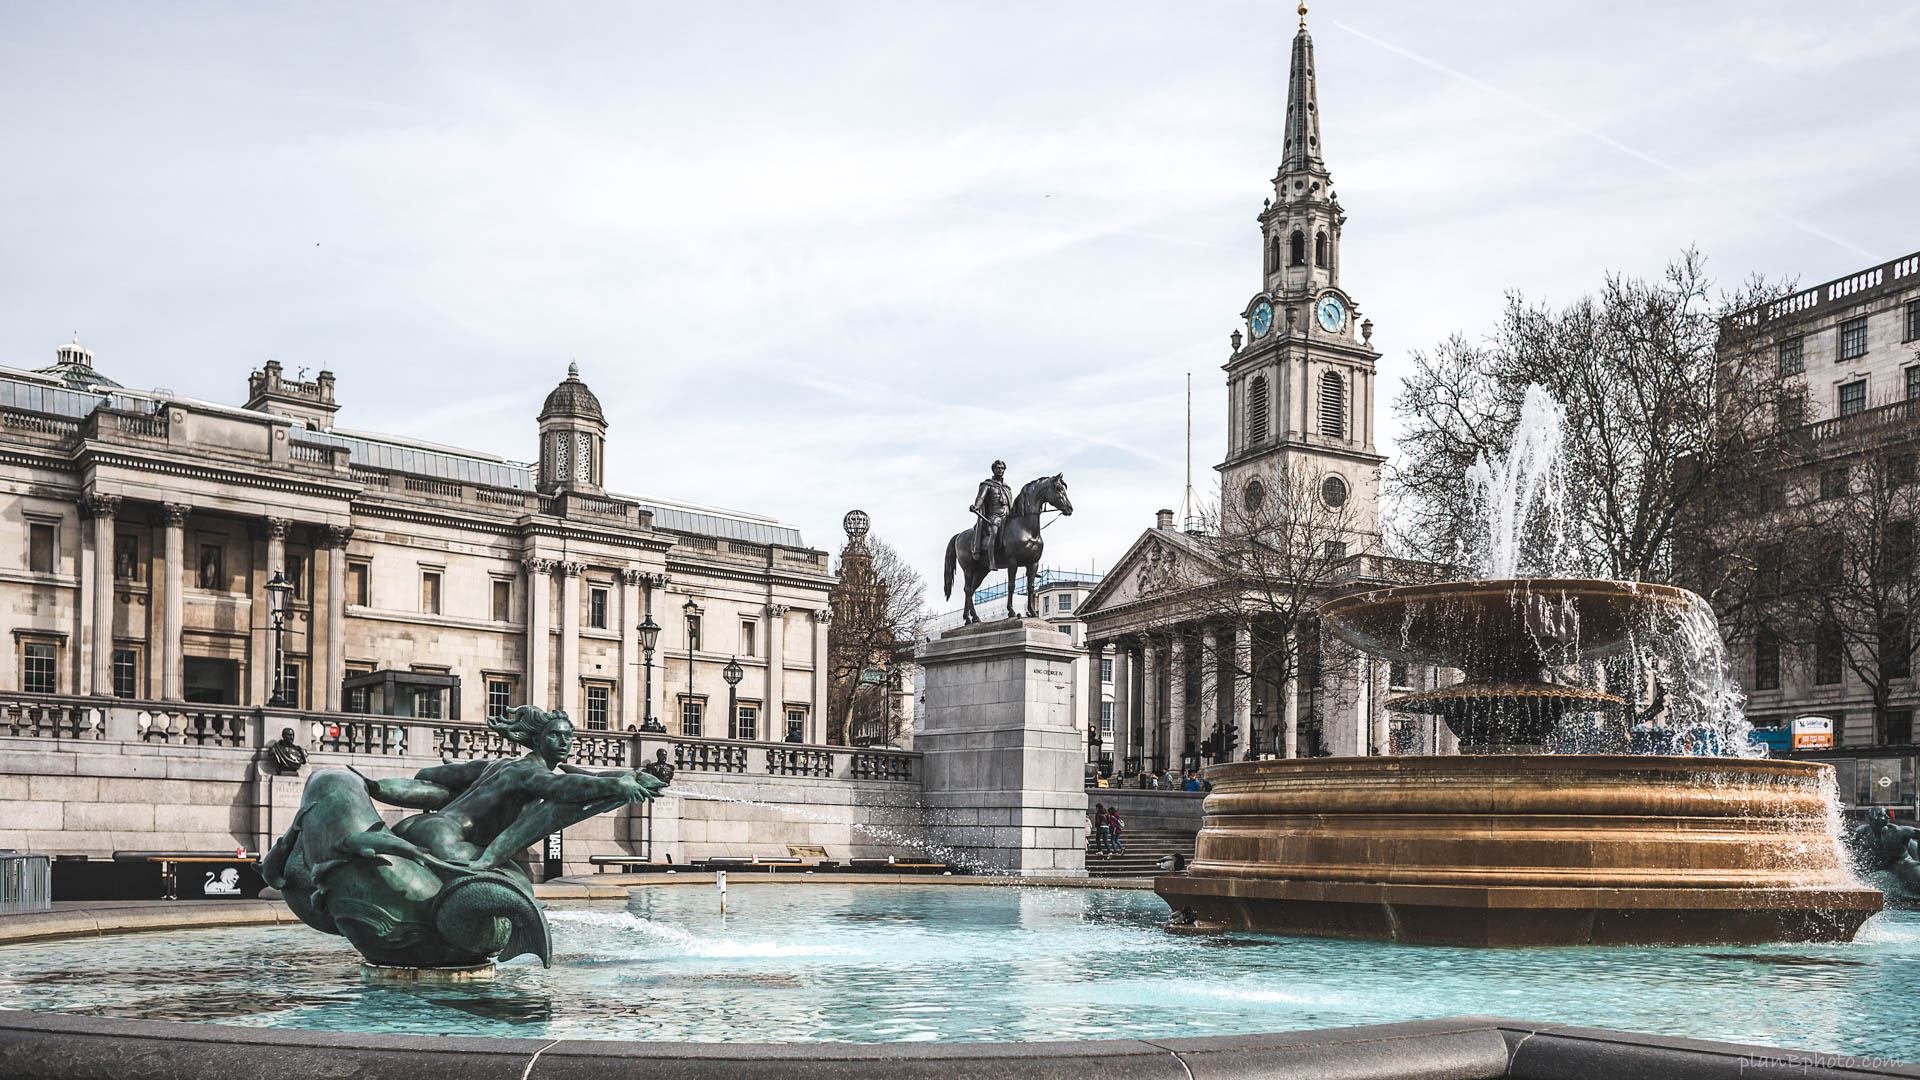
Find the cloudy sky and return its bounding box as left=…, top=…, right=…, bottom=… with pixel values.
left=4, top=2, right=1917, bottom=609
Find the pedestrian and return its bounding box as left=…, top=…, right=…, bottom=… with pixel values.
left=1183, top=770, right=1201, bottom=792
left=1107, top=807, right=1125, bottom=856
left=1093, top=802, right=1111, bottom=858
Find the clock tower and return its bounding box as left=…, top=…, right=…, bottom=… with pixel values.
left=1217, top=3, right=1384, bottom=544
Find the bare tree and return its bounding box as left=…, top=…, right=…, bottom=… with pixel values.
left=1773, top=442, right=1920, bottom=742
left=827, top=534, right=928, bottom=746
left=1389, top=249, right=1794, bottom=597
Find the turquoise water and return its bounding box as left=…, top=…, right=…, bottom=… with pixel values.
left=2, top=884, right=1917, bottom=1059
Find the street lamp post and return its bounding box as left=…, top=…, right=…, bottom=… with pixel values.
left=682, top=599, right=701, bottom=735
left=265, top=569, right=294, bottom=708
left=638, top=612, right=663, bottom=733
left=722, top=657, right=744, bottom=739
left=1251, top=702, right=1267, bottom=761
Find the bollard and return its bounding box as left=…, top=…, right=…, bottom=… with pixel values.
left=716, top=869, right=727, bottom=915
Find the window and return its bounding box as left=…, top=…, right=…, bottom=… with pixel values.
left=112, top=648, right=138, bottom=699
left=1907, top=300, right=1920, bottom=342
left=1060, top=625, right=1072, bottom=635
left=1892, top=454, right=1919, bottom=486
left=1057, top=593, right=1073, bottom=613
left=1322, top=474, right=1349, bottom=508
left=1839, top=315, right=1869, bottom=360
left=1248, top=375, right=1269, bottom=444
left=687, top=616, right=702, bottom=653
left=492, top=580, right=513, bottom=622
left=1390, top=660, right=1411, bottom=689
left=1840, top=380, right=1867, bottom=417
left=487, top=678, right=514, bottom=717
left=286, top=552, right=307, bottom=601
left=1777, top=336, right=1804, bottom=376
left=1908, top=366, right=1920, bottom=401
left=28, top=521, right=55, bottom=573
left=1266, top=235, right=1280, bottom=274
left=1100, top=702, right=1114, bottom=735
left=1314, top=230, right=1328, bottom=266
left=589, top=587, right=609, bottom=629
left=345, top=664, right=374, bottom=713
left=114, top=534, right=140, bottom=582
left=1324, top=540, right=1348, bottom=561
left=197, top=544, right=224, bottom=590
left=1289, top=231, right=1305, bottom=266
left=420, top=571, right=442, bottom=615
left=1881, top=709, right=1915, bottom=747
left=1884, top=521, right=1915, bottom=580
left=1815, top=625, right=1844, bottom=686
left=786, top=706, right=807, bottom=742
left=741, top=620, right=757, bottom=656
left=680, top=696, right=704, bottom=737
left=1754, top=634, right=1781, bottom=692
left=584, top=684, right=610, bottom=730
left=1882, top=614, right=1911, bottom=681
left=1100, top=657, right=1114, bottom=683
left=732, top=702, right=759, bottom=741
left=282, top=661, right=302, bottom=709
left=415, top=687, right=442, bottom=719
left=347, top=560, right=370, bottom=606
left=1777, top=392, right=1806, bottom=431
left=1821, top=467, right=1851, bottom=501
left=22, top=640, right=56, bottom=695
left=1043, top=595, right=1051, bottom=614
left=1319, top=370, right=1346, bottom=438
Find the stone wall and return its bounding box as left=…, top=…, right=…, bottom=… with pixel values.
left=0, top=701, right=931, bottom=876
left=1093, top=790, right=1204, bottom=833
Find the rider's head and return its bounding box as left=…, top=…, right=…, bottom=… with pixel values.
left=991, top=460, right=1006, bottom=477
left=487, top=705, right=575, bottom=766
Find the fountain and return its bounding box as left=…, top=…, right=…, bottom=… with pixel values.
left=1154, top=387, right=1882, bottom=945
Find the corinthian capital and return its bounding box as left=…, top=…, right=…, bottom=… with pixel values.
left=522, top=554, right=557, bottom=575
left=157, top=503, right=189, bottom=528
left=317, top=525, right=356, bottom=550
left=560, top=561, right=586, bottom=577
left=82, top=493, right=122, bottom=518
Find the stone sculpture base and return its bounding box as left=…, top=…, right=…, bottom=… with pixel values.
left=915, top=618, right=1087, bottom=876
left=1156, top=754, right=1882, bottom=946
left=360, top=962, right=497, bottom=982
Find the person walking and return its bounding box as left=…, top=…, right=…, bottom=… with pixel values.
left=1092, top=802, right=1111, bottom=859
left=1107, top=806, right=1125, bottom=856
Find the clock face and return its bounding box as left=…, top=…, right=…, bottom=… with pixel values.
left=1315, top=294, right=1347, bottom=333
left=1249, top=301, right=1274, bottom=338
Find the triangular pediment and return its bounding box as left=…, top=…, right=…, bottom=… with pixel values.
left=1082, top=528, right=1229, bottom=617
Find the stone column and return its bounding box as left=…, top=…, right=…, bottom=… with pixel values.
left=84, top=494, right=121, bottom=696
left=560, top=562, right=583, bottom=716
left=524, top=556, right=553, bottom=710
left=1281, top=628, right=1299, bottom=758
left=620, top=569, right=643, bottom=729
left=1369, top=658, right=1391, bottom=755
left=1142, top=642, right=1161, bottom=772
left=261, top=518, right=287, bottom=707
left=1201, top=628, right=1223, bottom=764
left=1111, top=642, right=1130, bottom=771
left=645, top=575, right=667, bottom=729
left=766, top=604, right=787, bottom=736
left=160, top=504, right=187, bottom=701
left=811, top=608, right=830, bottom=744
left=1085, top=639, right=1105, bottom=766
left=322, top=526, right=352, bottom=712
left=1169, top=635, right=1189, bottom=772
left=1234, top=625, right=1253, bottom=761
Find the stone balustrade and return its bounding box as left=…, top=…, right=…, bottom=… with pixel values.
left=661, top=735, right=919, bottom=783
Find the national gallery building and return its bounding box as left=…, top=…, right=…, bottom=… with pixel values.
left=0, top=343, right=835, bottom=742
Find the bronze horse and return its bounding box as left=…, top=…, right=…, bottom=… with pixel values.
left=943, top=473, right=1072, bottom=623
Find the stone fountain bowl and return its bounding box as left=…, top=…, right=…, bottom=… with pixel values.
left=1156, top=754, right=1883, bottom=946
left=1319, top=578, right=1697, bottom=674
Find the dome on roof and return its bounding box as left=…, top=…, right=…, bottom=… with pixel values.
left=539, top=362, right=604, bottom=423
left=37, top=337, right=121, bottom=391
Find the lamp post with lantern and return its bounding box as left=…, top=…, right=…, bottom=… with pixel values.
left=723, top=657, right=745, bottom=739
left=682, top=598, right=702, bottom=735
left=265, top=569, right=294, bottom=708
left=638, top=612, right=664, bottom=733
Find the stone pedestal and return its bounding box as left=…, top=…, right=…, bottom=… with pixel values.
left=916, top=619, right=1086, bottom=877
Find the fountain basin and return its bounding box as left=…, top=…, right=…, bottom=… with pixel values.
left=1156, top=755, right=1881, bottom=946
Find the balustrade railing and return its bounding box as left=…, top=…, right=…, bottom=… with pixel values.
left=288, top=442, right=330, bottom=464
left=0, top=693, right=913, bottom=782
left=0, top=698, right=105, bottom=739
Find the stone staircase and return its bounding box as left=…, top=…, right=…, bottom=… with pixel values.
left=1084, top=827, right=1197, bottom=879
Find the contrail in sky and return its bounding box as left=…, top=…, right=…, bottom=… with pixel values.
left=1331, top=19, right=1875, bottom=260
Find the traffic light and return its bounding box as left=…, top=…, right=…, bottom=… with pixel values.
left=1220, top=721, right=1241, bottom=760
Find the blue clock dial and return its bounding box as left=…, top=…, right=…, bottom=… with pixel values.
left=1315, top=294, right=1347, bottom=333
left=1249, top=301, right=1274, bottom=338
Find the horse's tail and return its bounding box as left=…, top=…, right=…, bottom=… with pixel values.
left=943, top=537, right=957, bottom=600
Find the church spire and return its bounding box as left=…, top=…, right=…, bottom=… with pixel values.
left=1279, top=3, right=1324, bottom=176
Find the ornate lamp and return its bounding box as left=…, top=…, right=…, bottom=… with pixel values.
left=722, top=656, right=745, bottom=740
left=638, top=612, right=664, bottom=733
left=682, top=599, right=702, bottom=734
left=265, top=569, right=295, bottom=708
left=1252, top=701, right=1268, bottom=760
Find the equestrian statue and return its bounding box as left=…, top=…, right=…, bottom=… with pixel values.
left=943, top=461, right=1073, bottom=624
left=259, top=704, right=666, bottom=970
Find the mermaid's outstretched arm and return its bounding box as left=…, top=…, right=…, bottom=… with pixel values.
left=465, top=770, right=657, bottom=870
left=347, top=765, right=455, bottom=810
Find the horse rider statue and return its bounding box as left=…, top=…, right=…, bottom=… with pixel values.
left=970, top=460, right=1013, bottom=569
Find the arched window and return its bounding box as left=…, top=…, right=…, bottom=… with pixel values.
left=1319, top=369, right=1346, bottom=438
left=1248, top=375, right=1269, bottom=445
left=1267, top=235, right=1280, bottom=274
left=1314, top=231, right=1328, bottom=266
left=1289, top=231, right=1306, bottom=267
